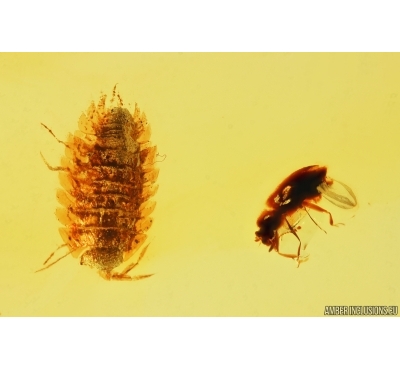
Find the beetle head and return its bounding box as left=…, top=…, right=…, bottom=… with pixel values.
left=255, top=211, right=282, bottom=249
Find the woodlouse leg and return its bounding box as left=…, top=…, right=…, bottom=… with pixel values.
left=41, top=123, right=70, bottom=148
left=302, top=200, right=344, bottom=226
left=42, top=243, right=66, bottom=265
left=35, top=244, right=72, bottom=273
left=109, top=244, right=154, bottom=281
left=40, top=123, right=70, bottom=171
left=40, top=152, right=68, bottom=172
left=152, top=153, right=167, bottom=164
left=107, top=273, right=154, bottom=282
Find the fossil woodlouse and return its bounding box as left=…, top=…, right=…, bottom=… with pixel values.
left=37, top=87, right=159, bottom=281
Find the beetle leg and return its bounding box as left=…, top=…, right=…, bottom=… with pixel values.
left=285, top=217, right=302, bottom=260
left=302, top=200, right=344, bottom=227
left=276, top=251, right=298, bottom=259
left=274, top=249, right=309, bottom=267
left=296, top=254, right=310, bottom=267
left=271, top=218, right=305, bottom=266
left=302, top=206, right=327, bottom=234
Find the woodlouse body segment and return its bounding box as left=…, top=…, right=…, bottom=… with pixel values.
left=38, top=89, right=159, bottom=281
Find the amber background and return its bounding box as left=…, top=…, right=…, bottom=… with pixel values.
left=0, top=53, right=399, bottom=316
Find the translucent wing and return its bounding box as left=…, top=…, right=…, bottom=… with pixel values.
left=318, top=178, right=357, bottom=209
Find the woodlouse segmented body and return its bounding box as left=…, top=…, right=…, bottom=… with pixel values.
left=39, top=88, right=159, bottom=280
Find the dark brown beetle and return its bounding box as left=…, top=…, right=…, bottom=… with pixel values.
left=255, top=165, right=357, bottom=265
